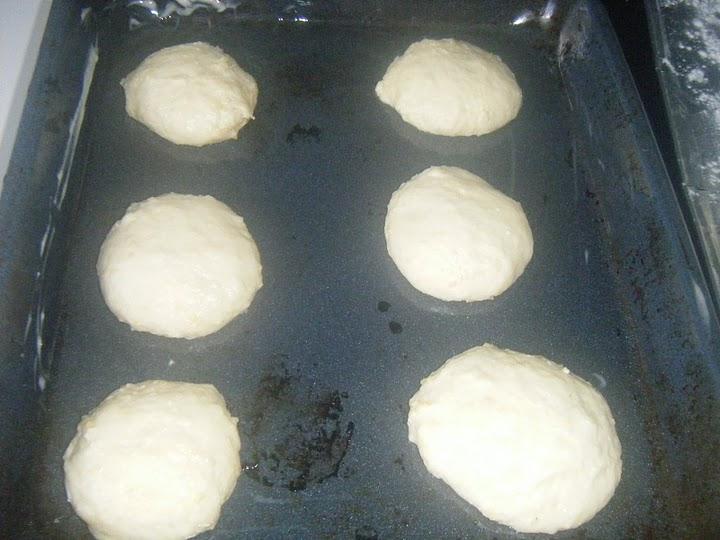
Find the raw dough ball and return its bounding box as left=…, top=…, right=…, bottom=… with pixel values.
left=64, top=380, right=242, bottom=540
left=97, top=193, right=263, bottom=339
left=375, top=38, right=522, bottom=136
left=408, top=344, right=622, bottom=534
left=384, top=166, right=533, bottom=302
left=122, top=42, right=258, bottom=146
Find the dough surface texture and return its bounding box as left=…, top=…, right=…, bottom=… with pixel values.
left=97, top=193, right=262, bottom=339
left=64, top=380, right=242, bottom=540
left=384, top=166, right=533, bottom=302
left=122, top=42, right=258, bottom=146
left=408, top=344, right=622, bottom=534
left=375, top=38, right=522, bottom=136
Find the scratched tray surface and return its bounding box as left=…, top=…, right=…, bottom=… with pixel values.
left=9, top=2, right=720, bottom=539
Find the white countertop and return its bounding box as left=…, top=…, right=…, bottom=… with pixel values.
left=0, top=0, right=53, bottom=193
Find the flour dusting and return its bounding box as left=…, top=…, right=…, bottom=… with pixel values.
left=658, top=0, right=720, bottom=192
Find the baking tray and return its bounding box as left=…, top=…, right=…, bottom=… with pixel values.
left=2, top=0, right=719, bottom=538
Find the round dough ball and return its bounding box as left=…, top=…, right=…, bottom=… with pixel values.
left=122, top=42, right=258, bottom=146
left=408, top=344, right=622, bottom=534
left=97, top=193, right=263, bottom=339
left=384, top=166, right=533, bottom=302
left=375, top=38, right=522, bottom=136
left=64, top=380, right=242, bottom=540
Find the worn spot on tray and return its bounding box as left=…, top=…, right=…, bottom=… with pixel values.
left=559, top=39, right=574, bottom=60
left=377, top=300, right=390, bottom=313
left=394, top=508, right=410, bottom=529
left=339, top=464, right=355, bottom=479
left=44, top=76, right=62, bottom=95
left=286, top=124, right=321, bottom=144
left=44, top=303, right=69, bottom=374
left=45, top=117, right=62, bottom=135
left=244, top=360, right=353, bottom=491
left=355, top=525, right=379, bottom=540
left=389, top=321, right=402, bottom=334
left=279, top=62, right=324, bottom=98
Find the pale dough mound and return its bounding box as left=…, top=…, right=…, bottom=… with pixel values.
left=375, top=38, right=522, bottom=136
left=408, top=344, right=622, bottom=534
left=97, top=193, right=263, bottom=339
left=64, top=380, right=242, bottom=540
left=384, top=166, right=533, bottom=302
left=122, top=42, right=258, bottom=146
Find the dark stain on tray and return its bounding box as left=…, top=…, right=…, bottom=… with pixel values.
left=286, top=123, right=321, bottom=144
left=243, top=359, right=353, bottom=491
left=584, top=189, right=602, bottom=211
left=388, top=321, right=403, bottom=334
left=377, top=300, right=390, bottom=313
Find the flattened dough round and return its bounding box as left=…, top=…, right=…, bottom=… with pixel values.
left=64, top=380, right=241, bottom=540
left=97, top=193, right=263, bottom=339
left=375, top=38, right=522, bottom=136
left=122, top=42, right=258, bottom=146
left=408, top=344, right=622, bottom=534
left=384, top=166, right=533, bottom=302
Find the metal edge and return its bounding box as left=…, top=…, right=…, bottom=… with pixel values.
left=644, top=0, right=720, bottom=317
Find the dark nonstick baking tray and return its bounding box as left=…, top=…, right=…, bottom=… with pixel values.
left=2, top=0, right=720, bottom=538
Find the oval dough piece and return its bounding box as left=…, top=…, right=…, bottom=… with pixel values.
left=408, top=344, right=622, bottom=534
left=375, top=38, right=522, bottom=136
left=384, top=166, right=533, bottom=302
left=122, top=42, right=258, bottom=146
left=64, top=380, right=242, bottom=540
left=97, top=193, right=263, bottom=339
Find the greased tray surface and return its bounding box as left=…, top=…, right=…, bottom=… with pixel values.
left=4, top=1, right=720, bottom=538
